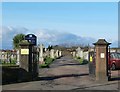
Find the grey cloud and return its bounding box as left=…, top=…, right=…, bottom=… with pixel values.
left=1, top=26, right=117, bottom=49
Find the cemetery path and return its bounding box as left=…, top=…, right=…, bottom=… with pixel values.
left=2, top=55, right=119, bottom=90
left=39, top=55, right=90, bottom=83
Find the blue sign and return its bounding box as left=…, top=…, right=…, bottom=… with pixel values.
left=25, top=34, right=37, bottom=45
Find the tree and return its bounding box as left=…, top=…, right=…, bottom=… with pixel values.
left=47, top=45, right=53, bottom=51
left=13, top=34, right=25, bottom=49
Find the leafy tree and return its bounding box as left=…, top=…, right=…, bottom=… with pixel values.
left=47, top=45, right=53, bottom=51
left=13, top=34, right=25, bottom=49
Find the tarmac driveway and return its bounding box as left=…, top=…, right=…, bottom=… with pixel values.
left=2, top=55, right=119, bottom=91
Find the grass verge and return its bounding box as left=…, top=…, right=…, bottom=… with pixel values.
left=75, top=57, right=88, bottom=65
left=39, top=57, right=54, bottom=68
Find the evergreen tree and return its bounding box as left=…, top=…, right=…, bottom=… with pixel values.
left=13, top=34, right=25, bottom=49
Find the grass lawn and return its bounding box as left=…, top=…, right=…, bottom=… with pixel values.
left=0, top=64, right=19, bottom=67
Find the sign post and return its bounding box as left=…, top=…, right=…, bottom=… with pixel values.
left=25, top=34, right=37, bottom=46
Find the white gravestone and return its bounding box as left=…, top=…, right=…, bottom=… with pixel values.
left=80, top=50, right=83, bottom=58
left=59, top=51, right=62, bottom=57
left=73, top=52, right=76, bottom=57
left=39, top=44, right=45, bottom=64
left=16, top=50, right=20, bottom=65
left=76, top=47, right=81, bottom=57
left=83, top=51, right=89, bottom=60
left=50, top=49, right=55, bottom=59
left=55, top=50, right=59, bottom=58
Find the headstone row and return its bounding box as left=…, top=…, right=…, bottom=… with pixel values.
left=71, top=47, right=89, bottom=60
left=38, top=44, right=62, bottom=64
left=0, top=50, right=17, bottom=64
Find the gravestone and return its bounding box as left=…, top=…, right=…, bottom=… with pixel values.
left=59, top=51, right=62, bottom=57
left=76, top=47, right=83, bottom=58
left=80, top=50, right=83, bottom=58
left=50, top=49, right=55, bottom=59
left=77, top=47, right=81, bottom=57
left=39, top=44, right=44, bottom=64
left=83, top=51, right=89, bottom=60
left=93, top=39, right=111, bottom=82
left=55, top=50, right=59, bottom=58
left=44, top=48, right=47, bottom=52
left=72, top=52, right=76, bottom=57
left=46, top=50, right=50, bottom=57
left=16, top=50, right=20, bottom=65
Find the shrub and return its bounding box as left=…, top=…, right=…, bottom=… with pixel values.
left=10, top=58, right=17, bottom=64
left=1, top=60, right=6, bottom=64
left=76, top=58, right=88, bottom=65
left=40, top=64, right=49, bottom=68
left=1, top=58, right=17, bottom=66
left=77, top=57, right=81, bottom=59
left=39, top=57, right=54, bottom=68
left=82, top=60, right=89, bottom=65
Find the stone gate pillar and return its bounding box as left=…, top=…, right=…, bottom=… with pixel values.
left=93, top=39, right=111, bottom=82
left=19, top=40, right=32, bottom=72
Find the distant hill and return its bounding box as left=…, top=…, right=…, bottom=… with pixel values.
left=1, top=26, right=118, bottom=49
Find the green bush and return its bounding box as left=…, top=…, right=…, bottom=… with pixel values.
left=1, top=64, right=19, bottom=67
left=10, top=58, right=17, bottom=64
left=82, top=60, right=89, bottom=65
left=1, top=60, right=6, bottom=64
left=40, top=64, right=49, bottom=68
left=76, top=58, right=88, bottom=65
left=1, top=58, right=17, bottom=66
left=77, top=57, right=81, bottom=59
left=39, top=57, right=54, bottom=68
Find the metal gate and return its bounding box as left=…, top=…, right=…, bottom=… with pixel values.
left=89, top=47, right=111, bottom=80
left=107, top=46, right=111, bottom=80
left=31, top=46, right=39, bottom=78
left=89, top=51, right=96, bottom=78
